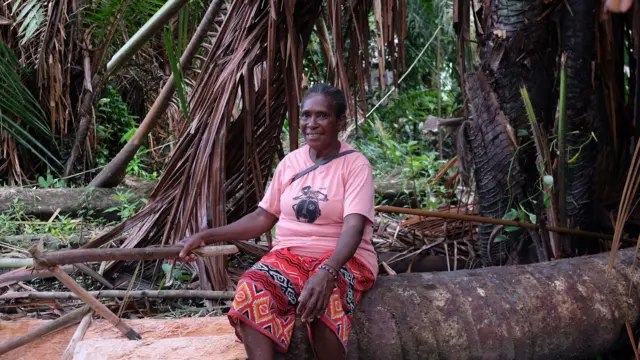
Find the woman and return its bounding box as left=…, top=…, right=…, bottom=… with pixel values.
left=178, top=84, right=378, bottom=360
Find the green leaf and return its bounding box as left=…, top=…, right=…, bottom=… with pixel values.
left=517, top=128, right=529, bottom=137
left=543, top=175, right=554, bottom=189
left=504, top=226, right=520, bottom=233
left=494, top=234, right=507, bottom=243
left=0, top=44, right=61, bottom=171
left=16, top=0, right=36, bottom=22
left=105, top=207, right=119, bottom=213
left=544, top=193, right=551, bottom=209
left=12, top=0, right=23, bottom=14
left=162, top=263, right=171, bottom=274
left=21, top=10, right=43, bottom=44
left=503, top=208, right=518, bottom=221
left=172, top=268, right=182, bottom=279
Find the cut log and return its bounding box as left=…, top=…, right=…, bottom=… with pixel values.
left=0, top=183, right=155, bottom=220
left=339, top=247, right=640, bottom=360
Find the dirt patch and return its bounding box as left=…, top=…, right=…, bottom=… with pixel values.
left=0, top=317, right=244, bottom=360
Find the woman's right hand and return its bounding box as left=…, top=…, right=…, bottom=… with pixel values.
left=177, top=234, right=207, bottom=262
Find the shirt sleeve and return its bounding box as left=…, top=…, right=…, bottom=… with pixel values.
left=259, top=161, right=286, bottom=217
left=343, top=163, right=375, bottom=224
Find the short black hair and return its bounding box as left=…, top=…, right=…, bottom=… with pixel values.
left=302, top=83, right=347, bottom=118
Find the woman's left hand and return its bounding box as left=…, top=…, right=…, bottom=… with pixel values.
left=297, top=269, right=335, bottom=323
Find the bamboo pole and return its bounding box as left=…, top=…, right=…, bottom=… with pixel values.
left=50, top=266, right=141, bottom=340
left=0, top=258, right=32, bottom=268
left=0, top=290, right=235, bottom=301
left=106, top=0, right=190, bottom=76
left=92, top=0, right=225, bottom=188
left=2, top=245, right=238, bottom=269
left=0, top=305, right=90, bottom=356
left=60, top=312, right=93, bottom=360
left=375, top=205, right=633, bottom=242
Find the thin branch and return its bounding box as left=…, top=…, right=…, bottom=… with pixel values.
left=375, top=205, right=635, bottom=243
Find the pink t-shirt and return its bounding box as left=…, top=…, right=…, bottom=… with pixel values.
left=259, top=142, right=378, bottom=277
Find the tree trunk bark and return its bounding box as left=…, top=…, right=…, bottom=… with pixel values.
left=459, top=0, right=558, bottom=265
left=0, top=183, right=155, bottom=219
left=281, top=247, right=640, bottom=359
left=558, top=0, right=601, bottom=252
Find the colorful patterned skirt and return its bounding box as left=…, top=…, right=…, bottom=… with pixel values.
left=227, top=248, right=375, bottom=353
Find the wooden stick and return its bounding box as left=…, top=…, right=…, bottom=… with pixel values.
left=0, top=289, right=236, bottom=301
left=73, top=263, right=114, bottom=289
left=0, top=258, right=32, bottom=268
left=60, top=312, right=93, bottom=360
left=0, top=305, right=90, bottom=356
left=0, top=265, right=75, bottom=286
left=50, top=266, right=141, bottom=340
left=375, top=205, right=634, bottom=243
left=13, top=245, right=238, bottom=269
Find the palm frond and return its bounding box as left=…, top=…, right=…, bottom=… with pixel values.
left=12, top=0, right=45, bottom=45
left=0, top=43, right=62, bottom=174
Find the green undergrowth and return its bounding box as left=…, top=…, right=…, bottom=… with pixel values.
left=354, top=88, right=460, bottom=209
left=0, top=188, right=146, bottom=247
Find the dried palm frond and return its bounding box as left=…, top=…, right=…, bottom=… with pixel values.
left=88, top=1, right=323, bottom=291
left=89, top=0, right=408, bottom=292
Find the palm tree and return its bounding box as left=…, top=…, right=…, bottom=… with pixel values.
left=455, top=0, right=639, bottom=265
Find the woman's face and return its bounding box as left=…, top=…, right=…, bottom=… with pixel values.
left=300, top=94, right=343, bottom=151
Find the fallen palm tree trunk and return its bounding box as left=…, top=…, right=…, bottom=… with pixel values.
left=0, top=183, right=155, bottom=219
left=0, top=290, right=235, bottom=301
left=321, top=247, right=640, bottom=360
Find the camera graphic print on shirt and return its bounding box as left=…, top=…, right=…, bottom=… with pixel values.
left=292, top=185, right=328, bottom=224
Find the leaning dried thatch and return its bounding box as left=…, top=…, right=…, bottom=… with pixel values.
left=85, top=0, right=408, bottom=291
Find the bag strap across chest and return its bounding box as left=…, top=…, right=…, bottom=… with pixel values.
left=290, top=150, right=357, bottom=184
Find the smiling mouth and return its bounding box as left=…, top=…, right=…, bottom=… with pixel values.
left=306, top=134, right=323, bottom=139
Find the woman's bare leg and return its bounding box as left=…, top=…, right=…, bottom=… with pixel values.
left=310, top=320, right=345, bottom=360
left=239, top=322, right=275, bottom=360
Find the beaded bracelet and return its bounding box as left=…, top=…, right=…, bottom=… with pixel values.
left=319, top=264, right=338, bottom=280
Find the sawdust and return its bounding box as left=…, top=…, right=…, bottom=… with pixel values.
left=0, top=317, right=245, bottom=360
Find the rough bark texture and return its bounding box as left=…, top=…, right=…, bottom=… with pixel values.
left=460, top=0, right=556, bottom=265
left=461, top=71, right=525, bottom=265
left=558, top=0, right=599, bottom=235
left=0, top=183, right=155, bottom=219
left=342, top=247, right=640, bottom=360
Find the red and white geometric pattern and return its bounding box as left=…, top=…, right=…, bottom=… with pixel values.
left=228, top=248, right=374, bottom=353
